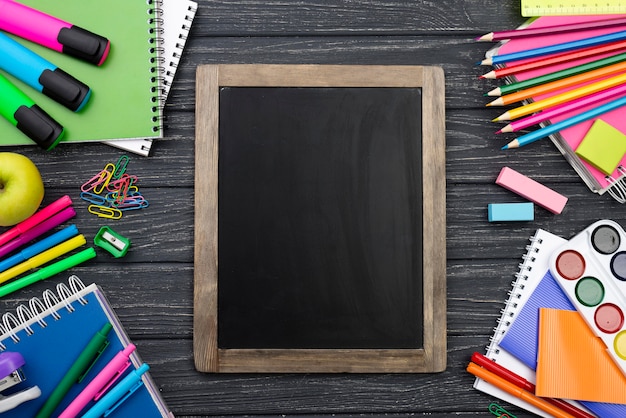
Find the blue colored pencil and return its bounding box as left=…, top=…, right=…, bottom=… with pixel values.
left=502, top=95, right=626, bottom=150
left=481, top=29, right=626, bottom=66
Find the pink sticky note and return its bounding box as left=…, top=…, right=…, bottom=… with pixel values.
left=496, top=167, right=568, bottom=214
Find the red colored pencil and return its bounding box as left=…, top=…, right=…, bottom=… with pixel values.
left=477, top=16, right=626, bottom=42
left=480, top=39, right=626, bottom=79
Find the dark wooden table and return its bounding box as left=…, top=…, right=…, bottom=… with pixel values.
left=2, top=1, right=623, bottom=416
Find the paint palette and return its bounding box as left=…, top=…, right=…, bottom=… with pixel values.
left=549, top=219, right=626, bottom=377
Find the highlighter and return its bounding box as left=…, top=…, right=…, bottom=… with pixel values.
left=0, top=0, right=110, bottom=66
left=0, top=32, right=91, bottom=111
left=0, top=72, right=63, bottom=150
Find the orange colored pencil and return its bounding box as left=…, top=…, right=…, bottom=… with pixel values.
left=487, top=61, right=626, bottom=106
left=467, top=362, right=575, bottom=418
left=493, top=71, right=626, bottom=121
left=481, top=39, right=626, bottom=79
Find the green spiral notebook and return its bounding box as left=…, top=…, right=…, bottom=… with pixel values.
left=0, top=0, right=162, bottom=148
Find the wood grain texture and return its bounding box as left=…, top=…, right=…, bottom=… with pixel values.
left=0, top=0, right=621, bottom=416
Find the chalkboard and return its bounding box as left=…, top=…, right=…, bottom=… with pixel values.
left=194, top=64, right=446, bottom=373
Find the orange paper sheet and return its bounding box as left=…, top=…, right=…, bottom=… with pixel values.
left=536, top=308, right=626, bottom=404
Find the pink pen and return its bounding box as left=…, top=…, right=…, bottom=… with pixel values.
left=0, top=195, right=72, bottom=248
left=0, top=0, right=110, bottom=65
left=58, top=344, right=136, bottom=418
left=497, top=83, right=626, bottom=134
left=0, top=206, right=76, bottom=259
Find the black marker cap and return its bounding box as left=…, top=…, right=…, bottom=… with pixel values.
left=14, top=105, right=64, bottom=151
left=58, top=26, right=110, bottom=66
left=39, top=69, right=91, bottom=112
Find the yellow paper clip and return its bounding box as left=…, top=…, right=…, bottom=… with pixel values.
left=488, top=403, right=516, bottom=418
left=93, top=163, right=116, bottom=194
left=88, top=205, right=122, bottom=220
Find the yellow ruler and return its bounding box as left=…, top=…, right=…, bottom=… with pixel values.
left=521, top=0, right=626, bottom=16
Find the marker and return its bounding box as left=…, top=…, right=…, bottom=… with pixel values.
left=0, top=206, right=76, bottom=259
left=0, top=225, right=79, bottom=274
left=502, top=94, right=626, bottom=150
left=467, top=362, right=575, bottom=418
left=0, top=32, right=91, bottom=111
left=0, top=0, right=110, bottom=66
left=0, top=247, right=96, bottom=298
left=35, top=323, right=112, bottom=418
left=81, top=363, right=149, bottom=418
left=0, top=195, right=73, bottom=248
left=58, top=344, right=137, bottom=418
left=0, top=72, right=63, bottom=150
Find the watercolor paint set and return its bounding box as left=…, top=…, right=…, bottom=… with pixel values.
left=549, top=219, right=626, bottom=376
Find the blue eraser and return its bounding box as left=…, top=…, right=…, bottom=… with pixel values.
left=488, top=202, right=534, bottom=222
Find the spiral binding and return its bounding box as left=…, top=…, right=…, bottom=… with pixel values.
left=147, top=0, right=165, bottom=135
left=606, top=165, right=626, bottom=204
left=0, top=276, right=87, bottom=350
left=161, top=0, right=198, bottom=96
left=484, top=232, right=544, bottom=356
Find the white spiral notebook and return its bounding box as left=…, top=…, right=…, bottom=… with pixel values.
left=0, top=276, right=172, bottom=417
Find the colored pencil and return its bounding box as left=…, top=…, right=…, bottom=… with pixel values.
left=497, top=83, right=626, bottom=133
left=477, top=17, right=626, bottom=42
left=466, top=362, right=576, bottom=418
left=493, top=71, right=626, bottom=121
left=487, top=60, right=626, bottom=106
left=502, top=94, right=626, bottom=149
left=480, top=29, right=626, bottom=66
left=470, top=353, right=595, bottom=418
left=487, top=51, right=626, bottom=97
left=481, top=40, right=626, bottom=79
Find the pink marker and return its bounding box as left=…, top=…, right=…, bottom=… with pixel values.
left=58, top=344, right=136, bottom=418
left=0, top=0, right=110, bottom=66
left=0, top=195, right=72, bottom=248
left=497, top=83, right=626, bottom=134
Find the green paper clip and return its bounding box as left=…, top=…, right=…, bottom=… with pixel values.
left=94, top=226, right=130, bottom=258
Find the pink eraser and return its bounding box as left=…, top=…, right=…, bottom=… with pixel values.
left=495, top=167, right=568, bottom=214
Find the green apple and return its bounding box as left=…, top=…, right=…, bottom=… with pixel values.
left=0, top=153, right=45, bottom=227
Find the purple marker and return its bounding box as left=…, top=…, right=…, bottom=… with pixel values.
left=0, top=0, right=110, bottom=66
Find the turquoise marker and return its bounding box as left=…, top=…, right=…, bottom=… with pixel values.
left=0, top=32, right=91, bottom=111
left=0, top=72, right=63, bottom=150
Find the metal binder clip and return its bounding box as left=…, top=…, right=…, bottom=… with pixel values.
left=0, top=352, right=41, bottom=413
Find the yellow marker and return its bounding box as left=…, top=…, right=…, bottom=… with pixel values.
left=0, top=235, right=86, bottom=285
left=521, top=0, right=626, bottom=16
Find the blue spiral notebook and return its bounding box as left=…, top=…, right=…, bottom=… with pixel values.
left=0, top=276, right=172, bottom=417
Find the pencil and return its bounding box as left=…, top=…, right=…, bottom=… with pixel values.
left=477, top=16, right=626, bottom=42
left=480, top=29, right=626, bottom=66
left=466, top=362, right=575, bottom=418
left=497, top=83, right=626, bottom=133
left=487, top=51, right=626, bottom=97
left=493, top=71, right=626, bottom=121
left=502, top=94, right=626, bottom=149
left=487, top=59, right=626, bottom=106
left=481, top=40, right=626, bottom=79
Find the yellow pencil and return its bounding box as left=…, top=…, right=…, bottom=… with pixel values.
left=0, top=234, right=86, bottom=285
left=493, top=71, right=626, bottom=122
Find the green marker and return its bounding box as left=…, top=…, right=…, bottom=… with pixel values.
left=0, top=72, right=64, bottom=150
left=35, top=322, right=112, bottom=418
left=0, top=247, right=96, bottom=298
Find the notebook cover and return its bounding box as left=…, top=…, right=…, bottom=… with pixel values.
left=0, top=0, right=162, bottom=146
left=0, top=281, right=172, bottom=417
left=494, top=15, right=626, bottom=193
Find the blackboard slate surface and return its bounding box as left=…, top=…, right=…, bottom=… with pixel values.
left=217, top=86, right=424, bottom=349
left=194, top=64, right=446, bottom=373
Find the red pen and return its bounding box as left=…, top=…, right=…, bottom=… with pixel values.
left=471, top=352, right=595, bottom=418
left=0, top=195, right=72, bottom=247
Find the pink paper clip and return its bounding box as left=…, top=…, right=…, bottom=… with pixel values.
left=80, top=170, right=108, bottom=193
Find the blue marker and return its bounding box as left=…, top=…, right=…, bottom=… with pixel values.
left=81, top=363, right=149, bottom=418
left=0, top=225, right=78, bottom=274
left=0, top=32, right=90, bottom=111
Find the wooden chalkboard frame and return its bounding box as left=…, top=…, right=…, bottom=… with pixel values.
left=194, top=64, right=446, bottom=373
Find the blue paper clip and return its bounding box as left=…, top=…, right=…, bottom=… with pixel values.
left=80, top=191, right=107, bottom=205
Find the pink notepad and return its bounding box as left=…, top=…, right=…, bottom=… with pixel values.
left=494, top=15, right=626, bottom=198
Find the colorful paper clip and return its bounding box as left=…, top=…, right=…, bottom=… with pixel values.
left=112, top=155, right=130, bottom=179
left=94, top=226, right=130, bottom=258
left=88, top=205, right=122, bottom=220
left=488, top=403, right=516, bottom=418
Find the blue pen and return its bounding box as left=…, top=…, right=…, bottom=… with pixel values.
left=0, top=225, right=78, bottom=274
left=81, top=363, right=149, bottom=418
left=0, top=32, right=90, bottom=111
left=502, top=95, right=626, bottom=150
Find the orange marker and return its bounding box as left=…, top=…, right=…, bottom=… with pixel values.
left=467, top=362, right=576, bottom=418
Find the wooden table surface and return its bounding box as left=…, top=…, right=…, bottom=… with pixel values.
left=2, top=1, right=624, bottom=416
